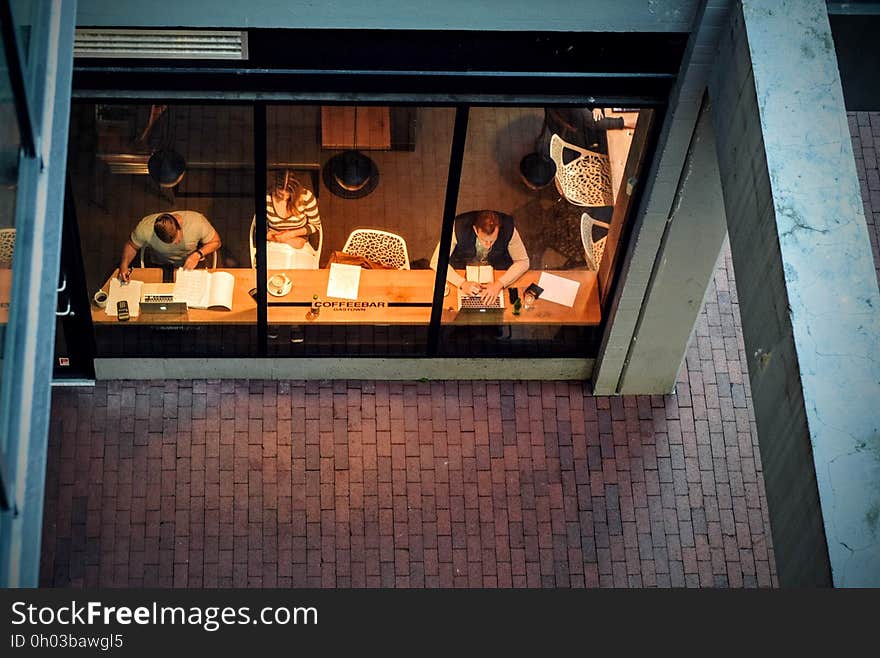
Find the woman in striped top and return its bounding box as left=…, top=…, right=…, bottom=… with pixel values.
left=267, top=169, right=322, bottom=252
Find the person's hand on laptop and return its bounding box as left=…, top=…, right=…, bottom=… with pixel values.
left=460, top=280, right=481, bottom=295
left=480, top=280, right=503, bottom=305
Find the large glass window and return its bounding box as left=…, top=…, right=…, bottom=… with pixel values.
left=263, top=104, right=452, bottom=355
left=65, top=98, right=652, bottom=361
left=435, top=105, right=646, bottom=357
left=0, top=37, right=21, bottom=388
left=69, top=102, right=257, bottom=356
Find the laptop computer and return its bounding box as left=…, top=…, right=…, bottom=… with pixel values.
left=456, top=287, right=505, bottom=312
left=140, top=283, right=188, bottom=316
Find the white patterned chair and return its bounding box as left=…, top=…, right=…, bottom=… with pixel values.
left=0, top=228, right=15, bottom=268
left=342, top=229, right=410, bottom=270
left=580, top=212, right=610, bottom=271
left=549, top=133, right=614, bottom=207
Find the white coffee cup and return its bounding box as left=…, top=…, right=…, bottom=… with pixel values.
left=94, top=290, right=108, bottom=308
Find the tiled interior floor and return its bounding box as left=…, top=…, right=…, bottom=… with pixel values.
left=40, top=111, right=880, bottom=588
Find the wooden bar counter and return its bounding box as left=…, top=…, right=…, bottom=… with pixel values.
left=92, top=268, right=257, bottom=325
left=93, top=267, right=601, bottom=326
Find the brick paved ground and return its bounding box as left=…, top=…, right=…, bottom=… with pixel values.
left=39, top=245, right=776, bottom=588
left=44, top=107, right=880, bottom=589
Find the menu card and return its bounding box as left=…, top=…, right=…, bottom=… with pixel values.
left=326, top=263, right=362, bottom=300
left=536, top=272, right=580, bottom=307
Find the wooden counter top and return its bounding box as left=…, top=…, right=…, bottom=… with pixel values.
left=0, top=268, right=10, bottom=325
left=441, top=269, right=600, bottom=326
left=604, top=109, right=639, bottom=205
left=92, top=268, right=257, bottom=325
left=93, top=267, right=601, bottom=327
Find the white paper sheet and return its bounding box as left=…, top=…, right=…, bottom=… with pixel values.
left=536, top=272, right=580, bottom=308
left=326, top=263, right=362, bottom=300
left=206, top=271, right=235, bottom=310
left=106, top=278, right=143, bottom=317
left=173, top=269, right=210, bottom=308
left=173, top=269, right=234, bottom=310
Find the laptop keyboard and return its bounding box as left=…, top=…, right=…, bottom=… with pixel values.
left=142, top=293, right=174, bottom=303
left=459, top=293, right=504, bottom=310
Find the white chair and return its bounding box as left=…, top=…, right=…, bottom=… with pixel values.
left=140, top=245, right=217, bottom=269
left=0, top=228, right=15, bottom=268
left=250, top=216, right=322, bottom=269
left=549, top=133, right=614, bottom=207
left=581, top=212, right=610, bottom=271
left=342, top=229, right=410, bottom=270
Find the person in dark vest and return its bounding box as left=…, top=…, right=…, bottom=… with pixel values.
left=430, top=210, right=529, bottom=304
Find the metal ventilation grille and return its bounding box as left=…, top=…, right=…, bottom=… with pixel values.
left=74, top=29, right=247, bottom=60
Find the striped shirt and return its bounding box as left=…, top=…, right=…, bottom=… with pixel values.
left=266, top=190, right=321, bottom=236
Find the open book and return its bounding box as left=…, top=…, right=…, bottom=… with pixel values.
left=173, top=269, right=235, bottom=310
left=465, top=264, right=494, bottom=284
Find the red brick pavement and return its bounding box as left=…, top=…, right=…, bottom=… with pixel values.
left=50, top=105, right=880, bottom=590
left=39, top=240, right=777, bottom=588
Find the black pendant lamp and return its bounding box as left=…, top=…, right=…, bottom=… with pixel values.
left=323, top=149, right=380, bottom=199
left=148, top=148, right=187, bottom=188
left=142, top=104, right=186, bottom=188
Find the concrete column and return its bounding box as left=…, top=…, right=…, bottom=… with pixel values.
left=593, top=0, right=732, bottom=394
left=709, top=0, right=880, bottom=586
left=616, top=97, right=729, bottom=394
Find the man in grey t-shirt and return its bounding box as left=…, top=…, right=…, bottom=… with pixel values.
left=118, top=210, right=222, bottom=282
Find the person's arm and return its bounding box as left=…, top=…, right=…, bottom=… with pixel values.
left=301, top=190, right=321, bottom=236
left=498, top=229, right=530, bottom=288
left=430, top=233, right=474, bottom=293
left=184, top=229, right=221, bottom=270
left=594, top=116, right=626, bottom=131
left=273, top=192, right=320, bottom=246
left=118, top=239, right=139, bottom=282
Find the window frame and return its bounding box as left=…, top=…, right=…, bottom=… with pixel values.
left=69, top=28, right=680, bottom=360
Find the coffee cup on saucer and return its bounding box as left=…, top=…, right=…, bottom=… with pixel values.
left=94, top=290, right=108, bottom=308
left=267, top=273, right=291, bottom=297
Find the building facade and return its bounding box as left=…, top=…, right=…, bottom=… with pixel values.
left=1, top=0, right=878, bottom=586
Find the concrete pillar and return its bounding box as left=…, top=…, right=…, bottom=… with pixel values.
left=616, top=97, right=729, bottom=394
left=593, top=0, right=732, bottom=394
left=709, top=0, right=880, bottom=586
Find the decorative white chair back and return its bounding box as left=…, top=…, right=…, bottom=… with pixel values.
left=342, top=229, right=410, bottom=270
left=0, top=228, right=15, bottom=268
left=580, top=212, right=611, bottom=271
left=549, top=134, right=614, bottom=207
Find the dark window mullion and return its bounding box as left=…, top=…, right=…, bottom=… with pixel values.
left=254, top=102, right=268, bottom=356
left=427, top=105, right=469, bottom=356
